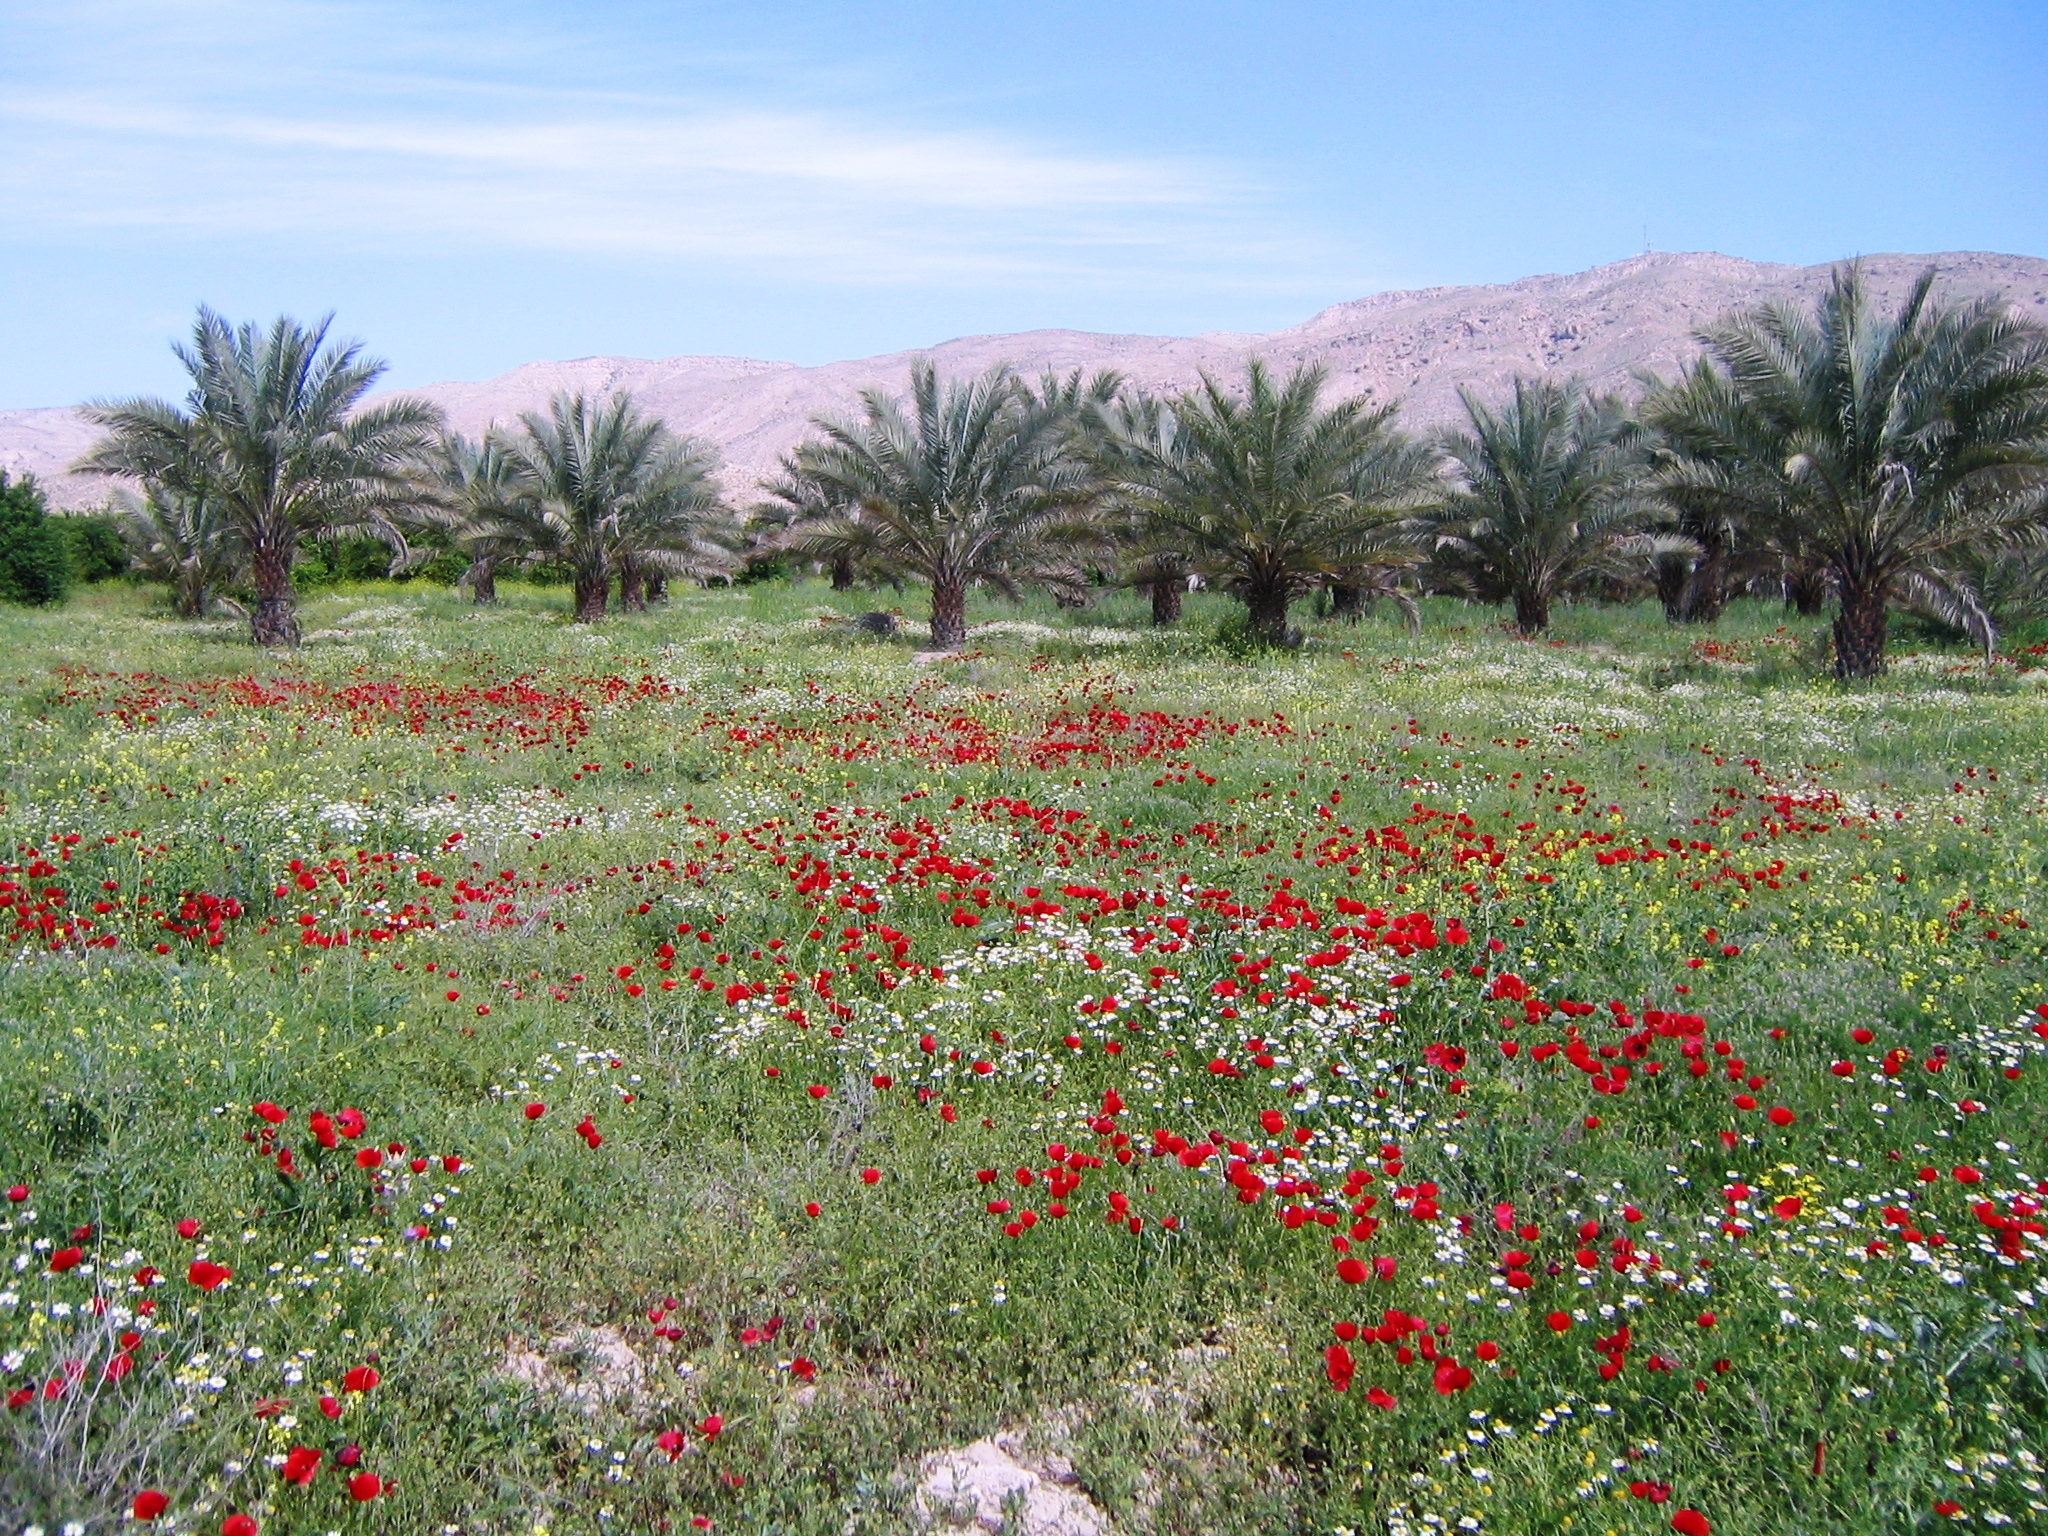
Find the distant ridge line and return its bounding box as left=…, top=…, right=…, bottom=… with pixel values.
left=6, top=250, right=2045, bottom=509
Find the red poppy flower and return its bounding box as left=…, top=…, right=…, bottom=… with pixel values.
left=1546, top=1311, right=1572, bottom=1333
left=1366, top=1385, right=1396, bottom=1410
left=133, top=1489, right=170, bottom=1520
left=176, top=1218, right=202, bottom=1239
left=1774, top=1196, right=1803, bottom=1219
left=1767, top=1106, right=1796, bottom=1127
left=222, top=1515, right=258, bottom=1536
left=861, top=1168, right=881, bottom=1185
left=187, top=1260, right=231, bottom=1291
left=348, top=1473, right=383, bottom=1501
left=1336, top=1257, right=1367, bottom=1284
left=279, top=1446, right=322, bottom=1486
left=1671, top=1511, right=1710, bottom=1536
left=524, top=1102, right=545, bottom=1120
left=342, top=1365, right=380, bottom=1393
left=1324, top=1344, right=1355, bottom=1391
left=48, top=1247, right=82, bottom=1273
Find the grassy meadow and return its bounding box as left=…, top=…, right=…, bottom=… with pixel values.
left=1, top=580, right=2045, bottom=1535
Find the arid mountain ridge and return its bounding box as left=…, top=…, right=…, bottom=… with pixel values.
left=7, top=249, right=2047, bottom=510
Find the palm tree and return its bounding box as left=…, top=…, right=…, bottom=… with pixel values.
left=112, top=484, right=244, bottom=619
left=770, top=359, right=1102, bottom=649
left=1323, top=562, right=1423, bottom=631
left=490, top=392, right=731, bottom=621
left=1094, top=361, right=1429, bottom=646
left=1424, top=376, right=1657, bottom=635
left=750, top=455, right=911, bottom=592
left=1326, top=426, right=1436, bottom=626
left=75, top=308, right=441, bottom=645
left=1639, top=360, right=1763, bottom=624
left=1651, top=265, right=2048, bottom=677
left=1085, top=389, right=1192, bottom=626
left=422, top=432, right=531, bottom=605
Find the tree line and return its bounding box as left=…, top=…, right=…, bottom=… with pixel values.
left=24, top=263, right=2048, bottom=678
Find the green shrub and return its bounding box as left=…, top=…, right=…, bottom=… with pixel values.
left=292, top=535, right=400, bottom=591
left=1211, top=607, right=1299, bottom=658
left=58, top=513, right=132, bottom=584
left=0, top=473, right=72, bottom=607
left=292, top=533, right=465, bottom=591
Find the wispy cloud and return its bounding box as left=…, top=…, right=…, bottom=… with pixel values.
left=0, top=2, right=1313, bottom=288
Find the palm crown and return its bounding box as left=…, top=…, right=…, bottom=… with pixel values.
left=76, top=307, right=441, bottom=645
left=1091, top=361, right=1428, bottom=644
left=487, top=392, right=732, bottom=621
left=1424, top=376, right=1656, bottom=634
left=770, top=359, right=1105, bottom=649
left=1650, top=265, right=2048, bottom=675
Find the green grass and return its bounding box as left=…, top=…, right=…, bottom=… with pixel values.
left=1, top=580, right=2045, bottom=1535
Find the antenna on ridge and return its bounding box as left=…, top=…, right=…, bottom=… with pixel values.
left=1643, top=225, right=1651, bottom=254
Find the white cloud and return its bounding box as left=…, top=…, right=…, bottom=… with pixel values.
left=0, top=4, right=1307, bottom=288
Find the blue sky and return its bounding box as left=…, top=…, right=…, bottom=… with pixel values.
left=3, top=0, right=2044, bottom=406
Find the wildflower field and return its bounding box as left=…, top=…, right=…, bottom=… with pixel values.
left=2, top=582, right=2045, bottom=1536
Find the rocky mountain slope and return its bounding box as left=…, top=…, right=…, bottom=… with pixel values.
left=9, top=250, right=2047, bottom=509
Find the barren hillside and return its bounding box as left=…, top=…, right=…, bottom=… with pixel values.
left=10, top=250, right=2047, bottom=509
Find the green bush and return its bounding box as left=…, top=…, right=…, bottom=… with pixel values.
left=292, top=533, right=465, bottom=592
left=1211, top=607, right=1299, bottom=658
left=58, top=512, right=132, bottom=584
left=0, top=473, right=72, bottom=607
left=292, top=535, right=400, bottom=591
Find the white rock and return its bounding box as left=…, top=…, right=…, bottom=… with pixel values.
left=914, top=1436, right=1112, bottom=1536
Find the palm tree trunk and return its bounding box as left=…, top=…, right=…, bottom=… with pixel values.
left=1512, top=588, right=1550, bottom=635
left=620, top=558, right=646, bottom=612
left=467, top=556, right=498, bottom=606
left=249, top=544, right=300, bottom=647
left=1654, top=556, right=1690, bottom=624
left=1329, top=581, right=1363, bottom=623
left=1244, top=581, right=1291, bottom=646
left=1681, top=543, right=1727, bottom=623
left=646, top=569, right=667, bottom=603
left=1832, top=579, right=1888, bottom=679
left=176, top=567, right=207, bottom=619
left=572, top=572, right=610, bottom=623
left=830, top=554, right=855, bottom=591
left=1149, top=575, right=1182, bottom=627
left=929, top=569, right=968, bottom=650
